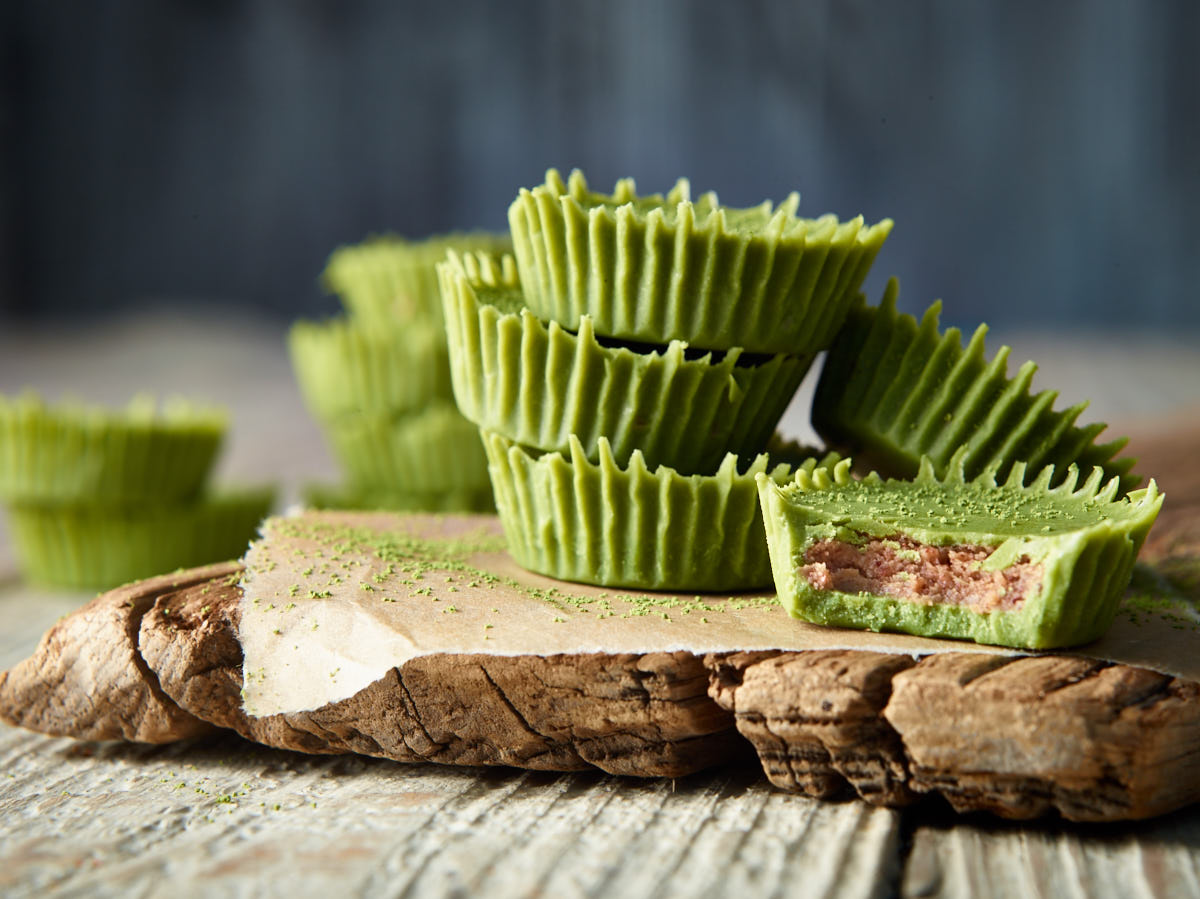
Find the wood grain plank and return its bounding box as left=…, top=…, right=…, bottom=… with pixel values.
left=0, top=724, right=902, bottom=899
left=903, top=812, right=1200, bottom=899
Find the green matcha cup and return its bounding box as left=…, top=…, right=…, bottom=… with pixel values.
left=439, top=251, right=812, bottom=475
left=0, top=393, right=226, bottom=505
left=812, top=279, right=1139, bottom=494
left=483, top=429, right=841, bottom=591
left=508, top=168, right=893, bottom=354
left=323, top=404, right=491, bottom=493
left=322, top=231, right=512, bottom=326
left=288, top=316, right=453, bottom=422
left=757, top=452, right=1164, bottom=649
left=8, top=487, right=275, bottom=591
left=301, top=481, right=494, bottom=514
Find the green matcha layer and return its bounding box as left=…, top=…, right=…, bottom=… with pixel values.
left=812, top=279, right=1139, bottom=493
left=0, top=393, right=226, bottom=505
left=324, top=404, right=491, bottom=493
left=508, top=168, right=892, bottom=354
left=439, top=251, right=812, bottom=475
left=302, top=481, right=494, bottom=514
left=323, top=231, right=512, bottom=326
left=8, top=487, right=275, bottom=591
left=757, top=454, right=1164, bottom=649
left=288, top=316, right=453, bottom=422
left=484, top=429, right=841, bottom=591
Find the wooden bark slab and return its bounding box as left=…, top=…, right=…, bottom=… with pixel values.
left=3, top=423, right=1200, bottom=821
left=143, top=575, right=743, bottom=777
left=707, top=650, right=917, bottom=806
left=3, top=557, right=1199, bottom=820
left=0, top=562, right=237, bottom=743
left=708, top=649, right=1200, bottom=821
left=1, top=568, right=743, bottom=779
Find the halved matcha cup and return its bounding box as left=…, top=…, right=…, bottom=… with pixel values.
left=484, top=428, right=841, bottom=591
left=322, top=231, right=512, bottom=326
left=323, top=404, right=491, bottom=493
left=8, top=487, right=275, bottom=591
left=288, top=316, right=453, bottom=422
left=757, top=452, right=1163, bottom=649
left=0, top=393, right=226, bottom=505
left=508, top=168, right=892, bottom=353
left=812, top=279, right=1139, bottom=494
left=439, top=250, right=812, bottom=475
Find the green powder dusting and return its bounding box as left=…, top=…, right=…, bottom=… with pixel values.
left=257, top=515, right=776, bottom=627
left=1119, top=562, right=1200, bottom=632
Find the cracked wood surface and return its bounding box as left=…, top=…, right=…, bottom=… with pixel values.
left=6, top=585, right=1200, bottom=898
left=4, top=414, right=1200, bottom=823
left=707, top=649, right=917, bottom=806
left=138, top=577, right=742, bottom=776
left=0, top=589, right=902, bottom=899
left=0, top=563, right=238, bottom=744
left=709, top=649, right=1200, bottom=822
left=6, top=552, right=1200, bottom=823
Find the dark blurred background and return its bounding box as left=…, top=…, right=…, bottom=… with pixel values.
left=1, top=0, right=1197, bottom=330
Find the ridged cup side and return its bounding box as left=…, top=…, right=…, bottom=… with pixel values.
left=439, top=251, right=811, bottom=474
left=323, top=404, right=492, bottom=493
left=812, top=279, right=1139, bottom=493
left=0, top=394, right=226, bottom=505
left=288, top=317, right=453, bottom=422
left=508, top=168, right=892, bottom=354
left=9, top=488, right=275, bottom=591
left=483, top=429, right=839, bottom=591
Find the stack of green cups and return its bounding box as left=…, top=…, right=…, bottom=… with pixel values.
left=438, top=169, right=893, bottom=591
left=0, top=393, right=275, bottom=591
left=290, top=232, right=511, bottom=512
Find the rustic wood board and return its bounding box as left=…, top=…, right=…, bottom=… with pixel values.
left=0, top=322, right=1198, bottom=896
left=5, top=522, right=1200, bottom=822
left=0, top=717, right=901, bottom=899
left=0, top=728, right=905, bottom=899
left=5, top=586, right=1200, bottom=899
left=4, top=414, right=1200, bottom=824
left=903, top=812, right=1200, bottom=899
left=0, top=592, right=908, bottom=899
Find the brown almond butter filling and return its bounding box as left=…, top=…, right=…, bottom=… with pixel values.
left=802, top=535, right=1040, bottom=611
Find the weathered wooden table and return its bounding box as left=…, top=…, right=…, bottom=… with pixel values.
left=1, top=315, right=1199, bottom=898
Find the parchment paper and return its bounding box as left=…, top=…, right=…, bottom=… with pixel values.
left=239, top=511, right=1200, bottom=717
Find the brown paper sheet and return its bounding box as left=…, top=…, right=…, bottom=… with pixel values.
left=238, top=512, right=1200, bottom=717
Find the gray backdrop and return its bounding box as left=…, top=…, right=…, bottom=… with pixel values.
left=2, top=0, right=1197, bottom=330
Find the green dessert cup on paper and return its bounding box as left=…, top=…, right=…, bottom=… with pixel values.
left=301, top=481, right=494, bottom=514
left=288, top=316, right=453, bottom=422
left=508, top=168, right=892, bottom=353
left=324, top=403, right=491, bottom=494
left=756, top=453, right=1164, bottom=649
left=8, top=487, right=275, bottom=591
left=323, top=231, right=512, bottom=326
left=439, top=250, right=812, bottom=475
left=484, top=428, right=841, bottom=591
left=0, top=393, right=226, bottom=505
left=812, top=279, right=1139, bottom=494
